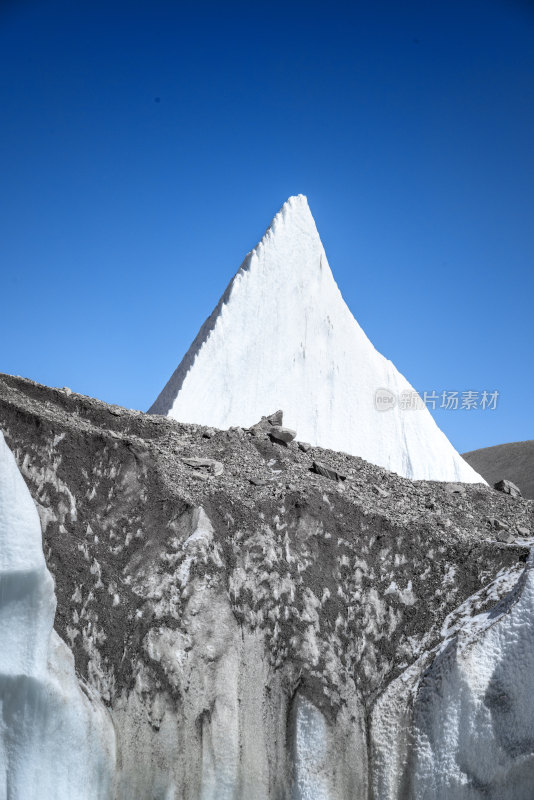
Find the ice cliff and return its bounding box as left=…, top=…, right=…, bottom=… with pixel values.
left=0, top=431, right=115, bottom=798
left=150, top=195, right=482, bottom=484
left=0, top=374, right=533, bottom=799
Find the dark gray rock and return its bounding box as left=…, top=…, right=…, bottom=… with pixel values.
left=298, top=441, right=312, bottom=453
left=311, top=460, right=347, bottom=482
left=495, top=530, right=515, bottom=543
left=183, top=456, right=224, bottom=476
left=494, top=479, right=522, bottom=498
left=249, top=476, right=268, bottom=486
left=268, top=426, right=296, bottom=444
left=266, top=410, right=283, bottom=427
left=372, top=484, right=389, bottom=498
left=487, top=516, right=510, bottom=531
left=445, top=483, right=466, bottom=495
left=248, top=410, right=284, bottom=436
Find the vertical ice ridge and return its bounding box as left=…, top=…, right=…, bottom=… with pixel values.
left=0, top=432, right=56, bottom=679
left=0, top=432, right=116, bottom=799
left=371, top=552, right=534, bottom=799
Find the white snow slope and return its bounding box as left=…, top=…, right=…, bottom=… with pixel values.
left=0, top=432, right=115, bottom=800
left=150, top=195, right=483, bottom=483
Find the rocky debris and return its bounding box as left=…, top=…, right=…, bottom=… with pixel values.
left=202, top=427, right=216, bottom=439
left=486, top=515, right=515, bottom=542
left=228, top=426, right=245, bottom=437
left=249, top=476, right=268, bottom=487
left=496, top=530, right=515, bottom=543
left=311, top=460, right=347, bottom=482
left=298, top=441, right=312, bottom=453
left=182, top=456, right=224, bottom=476
left=189, top=471, right=209, bottom=482
left=487, top=516, right=513, bottom=543
left=487, top=516, right=509, bottom=530
left=372, top=484, right=390, bottom=498
left=248, top=410, right=284, bottom=435
left=268, top=425, right=296, bottom=445
left=247, top=411, right=296, bottom=446
left=494, top=478, right=522, bottom=498
left=445, top=483, right=466, bottom=495
left=518, top=525, right=531, bottom=536
left=266, top=409, right=284, bottom=426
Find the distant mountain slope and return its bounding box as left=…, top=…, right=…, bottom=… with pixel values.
left=462, top=440, right=534, bottom=499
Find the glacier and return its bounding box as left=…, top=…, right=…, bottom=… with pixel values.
left=372, top=553, right=534, bottom=799
left=0, top=431, right=115, bottom=800
left=0, top=374, right=533, bottom=799
left=150, top=195, right=483, bottom=484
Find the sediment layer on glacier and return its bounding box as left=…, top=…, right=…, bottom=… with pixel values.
left=0, top=373, right=533, bottom=798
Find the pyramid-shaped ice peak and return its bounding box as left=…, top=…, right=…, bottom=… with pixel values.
left=150, top=197, right=483, bottom=483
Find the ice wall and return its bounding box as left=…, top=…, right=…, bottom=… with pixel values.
left=372, top=553, right=534, bottom=799
left=0, top=432, right=115, bottom=800
left=0, top=383, right=532, bottom=800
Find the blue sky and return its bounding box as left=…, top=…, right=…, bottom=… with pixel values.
left=1, top=0, right=532, bottom=453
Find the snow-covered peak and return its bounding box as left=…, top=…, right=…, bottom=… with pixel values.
left=263, top=193, right=313, bottom=235
left=233, top=193, right=323, bottom=286
left=150, top=197, right=483, bottom=484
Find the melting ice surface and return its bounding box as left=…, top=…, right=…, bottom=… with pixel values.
left=0, top=432, right=115, bottom=800
left=1, top=421, right=534, bottom=798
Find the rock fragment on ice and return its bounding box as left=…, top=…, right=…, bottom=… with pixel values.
left=298, top=441, right=312, bottom=453
left=445, top=483, right=466, bottom=495
left=268, top=425, right=296, bottom=444
left=311, top=460, right=346, bottom=482
left=183, top=456, right=224, bottom=476
left=248, top=410, right=284, bottom=435
left=494, top=478, right=522, bottom=498
left=372, top=484, right=390, bottom=497
left=488, top=516, right=510, bottom=531
left=249, top=476, right=268, bottom=486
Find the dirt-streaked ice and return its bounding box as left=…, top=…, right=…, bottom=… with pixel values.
left=3, top=375, right=532, bottom=799
left=151, top=195, right=483, bottom=483
left=0, top=432, right=115, bottom=800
